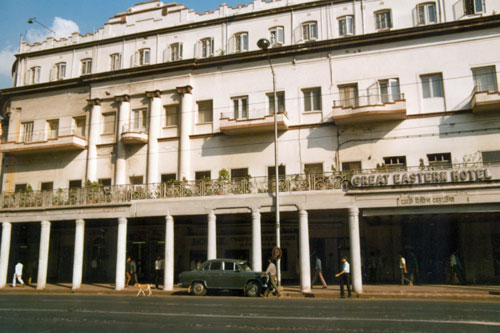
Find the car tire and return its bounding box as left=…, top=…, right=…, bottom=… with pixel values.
left=245, top=281, right=261, bottom=297
left=191, top=282, right=207, bottom=296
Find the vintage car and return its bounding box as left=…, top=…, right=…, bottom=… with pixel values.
left=178, top=258, right=268, bottom=297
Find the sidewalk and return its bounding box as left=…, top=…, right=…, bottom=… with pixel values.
left=1, top=283, right=499, bottom=301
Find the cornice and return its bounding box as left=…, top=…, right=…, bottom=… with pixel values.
left=2, top=15, right=499, bottom=99
left=16, top=0, right=348, bottom=58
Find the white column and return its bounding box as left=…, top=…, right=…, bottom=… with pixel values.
left=115, top=95, right=130, bottom=185
left=72, top=219, right=85, bottom=290
left=0, top=222, right=12, bottom=288
left=37, top=220, right=51, bottom=290
left=207, top=210, right=216, bottom=260
left=164, top=215, right=174, bottom=291
left=251, top=209, right=262, bottom=272
left=299, top=210, right=311, bottom=293
left=86, top=99, right=101, bottom=183
left=115, top=217, right=127, bottom=290
left=146, top=90, right=162, bottom=184
left=177, top=86, right=193, bottom=181
left=349, top=207, right=363, bottom=294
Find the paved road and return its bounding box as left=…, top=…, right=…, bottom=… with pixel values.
left=0, top=294, right=499, bottom=332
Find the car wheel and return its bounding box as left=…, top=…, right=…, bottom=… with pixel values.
left=191, top=282, right=207, bottom=296
left=245, top=282, right=261, bottom=297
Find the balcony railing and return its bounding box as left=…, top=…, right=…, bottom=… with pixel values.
left=120, top=124, right=148, bottom=144
left=0, top=172, right=347, bottom=210
left=471, top=85, right=500, bottom=113
left=1, top=162, right=498, bottom=210
left=219, top=108, right=289, bottom=135
left=333, top=93, right=406, bottom=125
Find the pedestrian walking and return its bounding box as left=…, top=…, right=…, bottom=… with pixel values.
left=262, top=257, right=281, bottom=297
left=12, top=262, right=24, bottom=287
left=335, top=257, right=351, bottom=298
left=449, top=251, right=464, bottom=284
left=154, top=256, right=164, bottom=289
left=399, top=252, right=413, bottom=286
left=126, top=257, right=138, bottom=287
left=311, top=254, right=327, bottom=288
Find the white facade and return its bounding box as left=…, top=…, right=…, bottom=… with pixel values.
left=1, top=0, right=500, bottom=291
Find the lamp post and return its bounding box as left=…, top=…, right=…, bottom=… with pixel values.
left=257, top=38, right=281, bottom=286
left=27, top=17, right=56, bottom=36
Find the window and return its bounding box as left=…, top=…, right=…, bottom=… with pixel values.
left=482, top=151, right=500, bottom=164
left=209, top=261, right=222, bottom=270
left=342, top=161, right=362, bottom=171
left=81, top=58, right=92, bottom=75
left=15, top=184, right=28, bottom=192
left=232, top=96, right=248, bottom=119
left=102, top=113, right=116, bottom=135
left=200, top=38, right=214, bottom=58
left=161, top=173, right=177, bottom=183
left=73, top=117, right=86, bottom=137
left=165, top=105, right=179, bottom=127
left=427, top=153, right=452, bottom=168
left=130, top=176, right=143, bottom=185
left=47, top=119, right=59, bottom=139
left=22, top=121, right=34, bottom=142
left=197, top=100, right=213, bottom=123
left=99, top=178, right=112, bottom=186
left=139, top=48, right=151, bottom=65
left=30, top=66, right=41, bottom=84
left=379, top=79, right=401, bottom=103
left=421, top=74, right=444, bottom=98
left=465, top=0, right=484, bottom=15
left=270, top=26, right=284, bottom=46
left=132, top=109, right=147, bottom=131
left=231, top=168, right=249, bottom=179
left=268, top=165, right=286, bottom=179
left=110, top=53, right=121, bottom=70
left=383, top=156, right=407, bottom=170
left=69, top=180, right=82, bottom=189
left=170, top=43, right=183, bottom=61
left=375, top=10, right=392, bottom=30
left=41, top=182, right=53, bottom=192
left=56, top=62, right=66, bottom=80
left=338, top=84, right=359, bottom=108
left=417, top=3, right=437, bottom=25
left=303, top=88, right=322, bottom=112
left=473, top=66, right=498, bottom=93
left=302, top=21, right=318, bottom=41
left=304, top=163, right=323, bottom=175
left=338, top=16, right=354, bottom=36
left=234, top=32, right=248, bottom=53
left=195, top=171, right=211, bottom=180
left=267, top=91, right=285, bottom=115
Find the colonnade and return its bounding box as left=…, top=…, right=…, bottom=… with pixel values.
left=0, top=207, right=363, bottom=294
left=86, top=86, right=193, bottom=185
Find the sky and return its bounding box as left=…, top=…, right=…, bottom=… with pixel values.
left=0, top=0, right=254, bottom=89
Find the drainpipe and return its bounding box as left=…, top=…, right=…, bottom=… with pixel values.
left=360, top=0, right=365, bottom=34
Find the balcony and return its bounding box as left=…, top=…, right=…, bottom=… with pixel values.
left=471, top=86, right=500, bottom=113
left=120, top=124, right=148, bottom=144
left=1, top=162, right=499, bottom=210
left=333, top=94, right=407, bottom=125
left=219, top=109, right=289, bottom=135
left=0, top=135, right=87, bottom=155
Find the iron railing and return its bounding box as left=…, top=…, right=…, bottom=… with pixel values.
left=1, top=162, right=498, bottom=210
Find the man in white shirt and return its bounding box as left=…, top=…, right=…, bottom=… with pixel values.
left=399, top=252, right=412, bottom=285
left=13, top=262, right=24, bottom=287
left=262, top=257, right=281, bottom=297
left=335, top=257, right=351, bottom=298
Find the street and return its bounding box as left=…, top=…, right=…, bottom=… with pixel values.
left=0, top=294, right=499, bottom=332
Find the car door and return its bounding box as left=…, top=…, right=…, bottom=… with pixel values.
left=205, top=261, right=224, bottom=289
left=220, top=261, right=240, bottom=289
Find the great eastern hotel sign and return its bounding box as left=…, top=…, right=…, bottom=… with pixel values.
left=351, top=168, right=493, bottom=188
